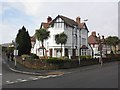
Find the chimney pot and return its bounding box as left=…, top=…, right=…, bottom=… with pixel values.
left=76, top=16, right=81, bottom=24
left=92, top=31, right=96, bottom=36
left=47, top=16, right=52, bottom=23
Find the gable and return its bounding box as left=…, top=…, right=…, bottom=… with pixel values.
left=50, top=15, right=78, bottom=28
left=55, top=17, right=64, bottom=23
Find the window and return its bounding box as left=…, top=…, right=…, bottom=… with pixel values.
left=82, top=49, right=86, bottom=56
left=54, top=22, right=64, bottom=29
left=82, top=38, right=86, bottom=45
left=47, top=42, right=49, bottom=49
left=82, top=29, right=86, bottom=35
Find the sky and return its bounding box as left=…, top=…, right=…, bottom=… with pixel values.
left=0, top=0, right=119, bottom=44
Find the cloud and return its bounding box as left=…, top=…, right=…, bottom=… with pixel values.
left=1, top=1, right=44, bottom=17
left=1, top=0, right=119, bottom=2
left=0, top=22, right=19, bottom=44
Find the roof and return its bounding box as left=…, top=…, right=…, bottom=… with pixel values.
left=30, top=35, right=36, bottom=42
left=39, top=15, right=89, bottom=33
left=88, top=34, right=105, bottom=45
left=59, top=15, right=78, bottom=27
left=50, top=15, right=88, bottom=30
left=88, top=35, right=99, bottom=44
left=40, top=22, right=49, bottom=29
left=1, top=43, right=12, bottom=47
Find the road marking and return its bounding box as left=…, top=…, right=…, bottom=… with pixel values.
left=6, top=81, right=14, bottom=84
left=20, top=79, right=27, bottom=82
left=17, top=79, right=27, bottom=82
left=13, top=81, right=18, bottom=83
left=5, top=74, right=63, bottom=85
left=32, top=78, right=39, bottom=80
left=0, top=73, right=2, bottom=76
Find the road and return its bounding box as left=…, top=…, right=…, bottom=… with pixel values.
left=2, top=56, right=41, bottom=85
left=2, top=59, right=118, bottom=88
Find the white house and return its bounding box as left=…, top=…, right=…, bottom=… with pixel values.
left=31, top=15, right=92, bottom=58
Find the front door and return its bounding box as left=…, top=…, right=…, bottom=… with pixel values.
left=49, top=49, right=52, bottom=57
left=72, top=49, right=76, bottom=59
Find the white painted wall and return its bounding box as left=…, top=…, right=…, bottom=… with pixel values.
left=32, top=17, right=92, bottom=57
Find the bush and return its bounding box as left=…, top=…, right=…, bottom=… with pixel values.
left=59, top=56, right=69, bottom=60
left=21, top=54, right=31, bottom=60
left=80, top=55, right=92, bottom=60
left=44, top=58, right=71, bottom=65
left=80, top=56, right=86, bottom=60
left=47, top=57, right=60, bottom=60
left=30, top=53, right=39, bottom=59
left=86, top=55, right=92, bottom=59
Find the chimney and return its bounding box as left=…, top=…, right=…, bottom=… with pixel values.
left=91, top=31, right=96, bottom=36
left=47, top=16, right=52, bottom=23
left=76, top=16, right=81, bottom=24
left=102, top=35, right=104, bottom=39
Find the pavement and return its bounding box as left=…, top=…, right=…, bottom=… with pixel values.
left=2, top=54, right=64, bottom=76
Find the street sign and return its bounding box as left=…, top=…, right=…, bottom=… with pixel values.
left=14, top=50, right=18, bottom=56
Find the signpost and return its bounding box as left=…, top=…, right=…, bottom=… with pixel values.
left=14, top=49, right=18, bottom=67
left=13, top=42, right=19, bottom=67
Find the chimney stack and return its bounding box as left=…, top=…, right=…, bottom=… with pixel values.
left=91, top=31, right=96, bottom=36
left=76, top=16, right=81, bottom=24
left=47, top=16, right=52, bottom=23
left=102, top=35, right=104, bottom=39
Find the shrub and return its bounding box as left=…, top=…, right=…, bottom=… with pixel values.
left=80, top=56, right=86, bottom=60
left=59, top=56, right=69, bottom=60
left=47, top=57, right=60, bottom=60
left=80, top=55, right=92, bottom=60
left=85, top=55, right=92, bottom=59
left=30, top=53, right=39, bottom=59
left=21, top=54, right=31, bottom=60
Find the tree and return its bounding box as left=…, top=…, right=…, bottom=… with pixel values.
left=35, top=28, right=50, bottom=56
left=106, top=36, right=113, bottom=51
left=55, top=32, right=68, bottom=57
left=106, top=36, right=120, bottom=54
left=15, top=26, right=32, bottom=56
left=112, top=36, right=120, bottom=53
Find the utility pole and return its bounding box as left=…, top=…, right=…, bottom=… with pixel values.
left=98, top=33, right=103, bottom=66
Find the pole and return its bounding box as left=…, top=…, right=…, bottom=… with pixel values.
left=14, top=50, right=17, bottom=67
left=98, top=34, right=103, bottom=66
left=78, top=28, right=81, bottom=65
left=14, top=42, right=18, bottom=67
left=78, top=51, right=80, bottom=65
left=15, top=55, right=17, bottom=67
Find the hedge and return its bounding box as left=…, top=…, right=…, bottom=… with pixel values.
left=15, top=54, right=120, bottom=70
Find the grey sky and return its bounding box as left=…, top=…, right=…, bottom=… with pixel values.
left=0, top=1, right=119, bottom=44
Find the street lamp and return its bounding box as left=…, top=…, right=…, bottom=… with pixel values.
left=98, top=33, right=103, bottom=66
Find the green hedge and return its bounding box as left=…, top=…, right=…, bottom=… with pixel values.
left=44, top=58, right=78, bottom=69
left=80, top=55, right=92, bottom=60
left=16, top=55, right=120, bottom=70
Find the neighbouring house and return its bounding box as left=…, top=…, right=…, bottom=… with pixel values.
left=31, top=15, right=92, bottom=59
left=31, top=35, right=36, bottom=54
left=88, top=31, right=111, bottom=57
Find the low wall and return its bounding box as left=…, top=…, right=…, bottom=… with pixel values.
left=16, top=55, right=120, bottom=70
left=16, top=57, right=59, bottom=70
